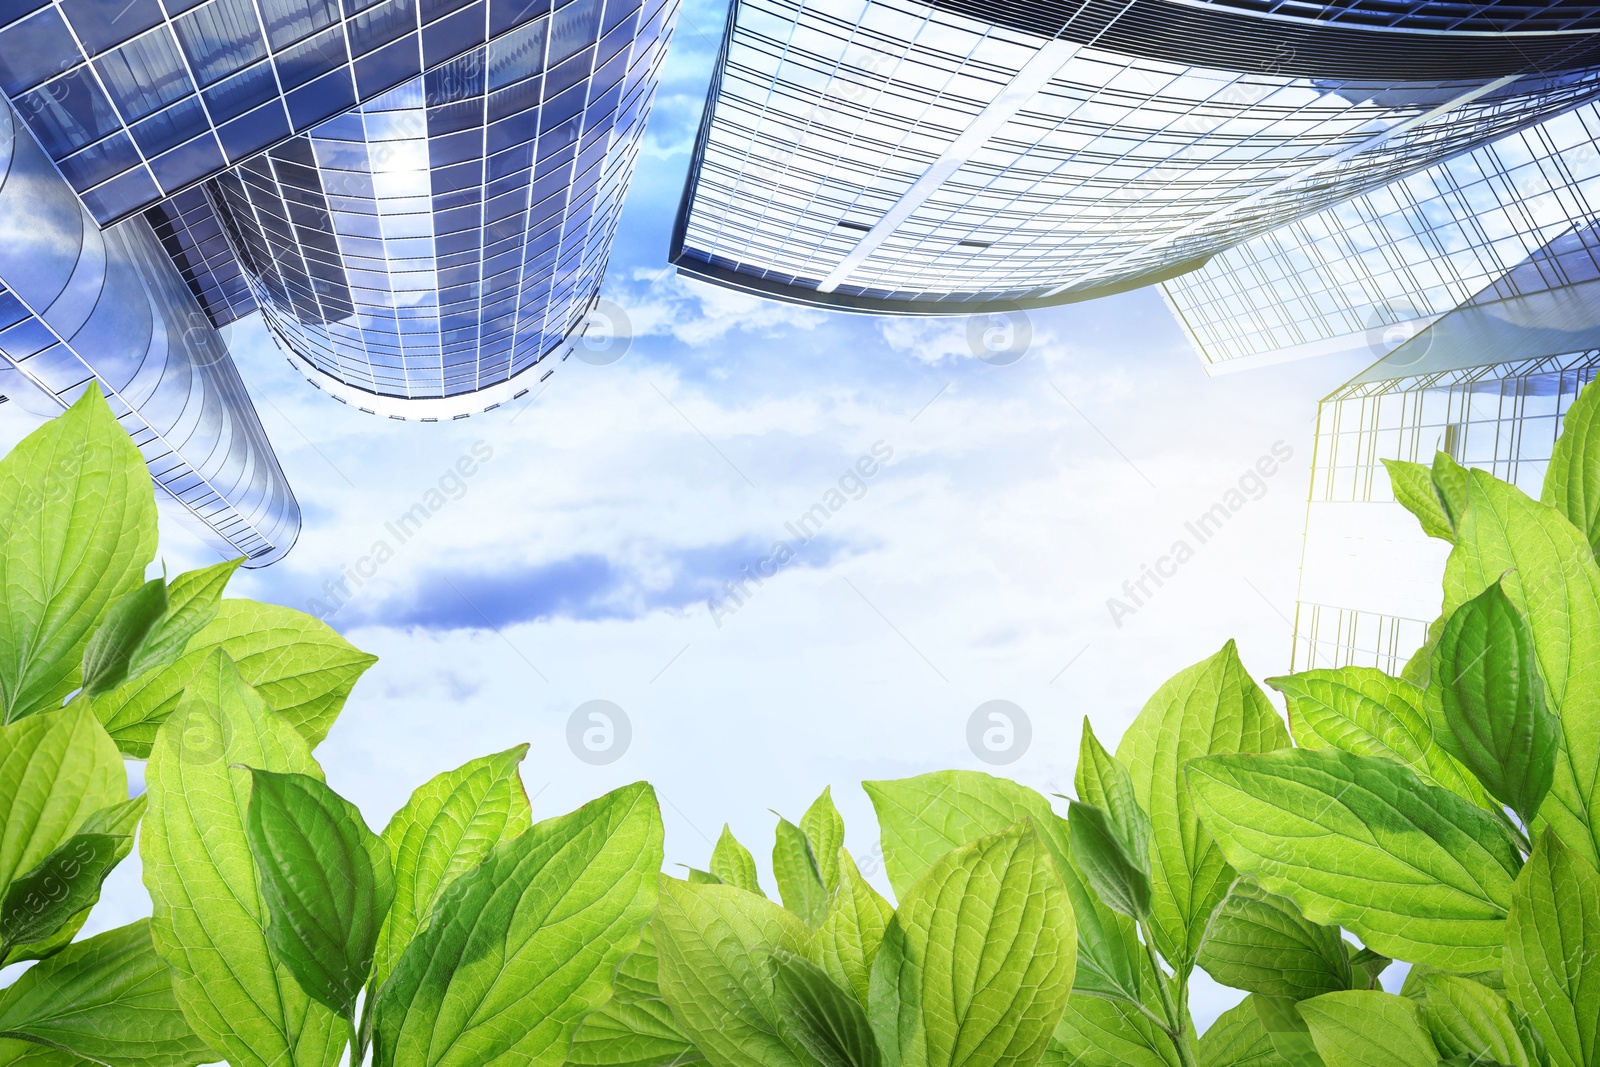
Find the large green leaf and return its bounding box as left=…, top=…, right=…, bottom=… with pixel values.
left=1116, top=641, right=1291, bottom=973
left=1199, top=999, right=1290, bottom=1067
left=1504, top=832, right=1600, bottom=1067
left=1252, top=995, right=1324, bottom=1067
left=1297, top=991, right=1437, bottom=1067
left=1076, top=720, right=1151, bottom=863
left=567, top=923, right=704, bottom=1067
left=374, top=744, right=530, bottom=987
left=244, top=769, right=393, bottom=1021
left=1045, top=996, right=1178, bottom=1067
left=1067, top=801, right=1151, bottom=920
left=802, top=789, right=846, bottom=893
left=141, top=649, right=345, bottom=1067
left=81, top=577, right=168, bottom=696
left=867, top=820, right=1075, bottom=1067
left=712, top=825, right=763, bottom=895
left=809, top=849, right=894, bottom=1007
left=1412, top=971, right=1538, bottom=1067
left=1438, top=468, right=1600, bottom=867
left=775, top=818, right=830, bottom=926
left=0, top=920, right=212, bottom=1067
left=0, top=385, right=157, bottom=723
left=1542, top=375, right=1600, bottom=557
left=773, top=950, right=881, bottom=1067
left=1187, top=747, right=1521, bottom=971
left=1433, top=452, right=1472, bottom=532
left=1266, top=667, right=1488, bottom=807
left=1381, top=459, right=1455, bottom=542
left=1432, top=581, right=1561, bottom=826
left=1196, top=880, right=1350, bottom=1001
left=1056, top=837, right=1143, bottom=1007
left=655, top=877, right=814, bottom=1067
left=371, top=782, right=662, bottom=1067
left=0, top=832, right=127, bottom=952
left=94, top=599, right=377, bottom=756
left=125, top=559, right=242, bottom=681
left=0, top=1039, right=87, bottom=1066
left=0, top=702, right=125, bottom=903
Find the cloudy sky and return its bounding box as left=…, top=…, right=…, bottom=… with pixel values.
left=2, top=0, right=1397, bottom=1030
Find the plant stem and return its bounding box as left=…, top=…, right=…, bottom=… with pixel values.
left=347, top=1015, right=361, bottom=1067
left=1139, top=921, right=1198, bottom=1067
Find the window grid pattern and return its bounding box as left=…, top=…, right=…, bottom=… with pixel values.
left=0, top=0, right=580, bottom=225
left=1291, top=603, right=1429, bottom=674
left=674, top=0, right=1600, bottom=309
left=204, top=0, right=673, bottom=411
left=1183, top=0, right=1600, bottom=32
left=146, top=185, right=258, bottom=325
left=0, top=100, right=299, bottom=564
left=1165, top=105, right=1600, bottom=366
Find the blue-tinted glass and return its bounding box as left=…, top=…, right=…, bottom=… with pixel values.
left=426, top=49, right=485, bottom=103
left=78, top=165, right=159, bottom=219
left=131, top=95, right=207, bottom=154
left=274, top=26, right=347, bottom=88
left=58, top=0, right=163, bottom=53
left=422, top=2, right=485, bottom=66
left=96, top=29, right=193, bottom=121
left=353, top=35, right=420, bottom=97
left=420, top=0, right=474, bottom=21
left=488, top=74, right=539, bottom=121
left=150, top=132, right=225, bottom=188
left=487, top=15, right=545, bottom=88
left=174, top=0, right=268, bottom=84
left=286, top=68, right=357, bottom=128
left=57, top=130, right=140, bottom=187
left=549, top=0, right=598, bottom=62
left=0, top=0, right=50, bottom=28
left=0, top=319, right=60, bottom=360
left=542, top=49, right=589, bottom=98
left=218, top=100, right=290, bottom=158
left=428, top=97, right=484, bottom=135
left=20, top=69, right=121, bottom=155
left=0, top=9, right=78, bottom=94
left=490, top=0, right=548, bottom=35
left=204, top=59, right=279, bottom=122
left=258, top=0, right=338, bottom=49
left=348, top=0, right=415, bottom=55
left=538, top=80, right=585, bottom=130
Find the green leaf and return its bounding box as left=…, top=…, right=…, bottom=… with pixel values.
left=1433, top=452, right=1472, bottom=532
left=0, top=1039, right=89, bottom=1066
left=655, top=877, right=815, bottom=1067
left=1266, top=667, right=1489, bottom=807
left=1298, top=991, right=1438, bottom=1067
left=1067, top=801, right=1151, bottom=920
left=1503, top=832, right=1600, bottom=1067
left=1116, top=640, right=1291, bottom=973
left=0, top=920, right=213, bottom=1067
left=244, top=769, right=392, bottom=1021
left=1075, top=719, right=1152, bottom=881
left=1252, top=994, right=1325, bottom=1067
left=0, top=702, right=125, bottom=904
left=1432, top=581, right=1561, bottom=826
left=1541, top=375, right=1600, bottom=558
left=0, top=385, right=157, bottom=723
left=802, top=788, right=846, bottom=893
left=1187, top=747, right=1521, bottom=971
left=371, top=782, right=662, bottom=1067
left=772, top=950, right=881, bottom=1067
left=0, top=832, right=127, bottom=952
left=1437, top=468, right=1600, bottom=867
left=374, top=744, right=530, bottom=987
left=712, top=825, right=764, bottom=895
left=774, top=817, right=830, bottom=926
left=1199, top=998, right=1290, bottom=1067
left=687, top=868, right=722, bottom=883
left=81, top=577, right=168, bottom=695
left=126, top=558, right=243, bottom=680
left=567, top=924, right=705, bottom=1067
left=1412, top=971, right=1538, bottom=1067
left=141, top=649, right=345, bottom=1067
left=1046, top=996, right=1179, bottom=1067
left=1382, top=458, right=1455, bottom=541
left=1057, top=835, right=1143, bottom=1007
left=94, top=599, right=377, bottom=757
left=1196, top=880, right=1351, bottom=1001
left=1344, top=947, right=1391, bottom=992
left=867, top=820, right=1075, bottom=1067
left=809, top=849, right=894, bottom=1007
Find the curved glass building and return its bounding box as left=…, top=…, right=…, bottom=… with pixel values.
left=670, top=0, right=1600, bottom=314
left=0, top=101, right=300, bottom=565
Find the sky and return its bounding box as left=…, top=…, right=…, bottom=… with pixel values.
left=0, top=0, right=1398, bottom=1030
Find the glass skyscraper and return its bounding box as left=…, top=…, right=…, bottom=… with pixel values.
left=0, top=0, right=677, bottom=557
left=669, top=0, right=1600, bottom=314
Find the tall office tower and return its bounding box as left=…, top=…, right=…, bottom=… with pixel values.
left=668, top=0, right=1600, bottom=314
left=0, top=101, right=300, bottom=564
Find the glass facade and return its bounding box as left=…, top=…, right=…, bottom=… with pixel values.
left=0, top=99, right=300, bottom=564
left=669, top=0, right=1600, bottom=314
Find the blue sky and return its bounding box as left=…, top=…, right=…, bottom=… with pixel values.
left=1, top=0, right=1399, bottom=1028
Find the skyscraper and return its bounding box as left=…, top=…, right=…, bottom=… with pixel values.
left=669, top=0, right=1600, bottom=314
left=0, top=0, right=677, bottom=558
